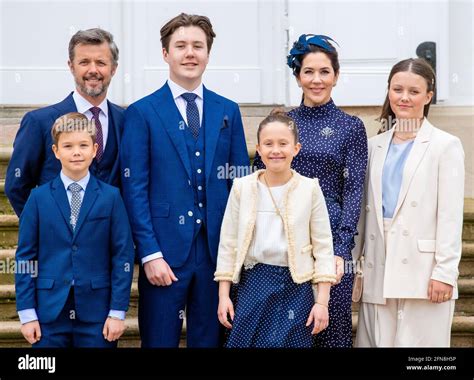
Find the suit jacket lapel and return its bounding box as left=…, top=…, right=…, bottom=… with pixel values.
left=203, top=87, right=224, bottom=186
left=152, top=84, right=192, bottom=180
left=72, top=176, right=99, bottom=241
left=51, top=176, right=73, bottom=235
left=391, top=119, right=433, bottom=220
left=106, top=101, right=123, bottom=183
left=54, top=92, right=78, bottom=114
left=371, top=128, right=394, bottom=238
left=107, top=101, right=123, bottom=146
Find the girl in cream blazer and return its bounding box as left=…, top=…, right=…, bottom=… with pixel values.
left=354, top=58, right=465, bottom=347
left=214, top=110, right=336, bottom=348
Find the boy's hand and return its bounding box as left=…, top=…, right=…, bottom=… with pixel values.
left=21, top=320, right=41, bottom=344
left=144, top=258, right=178, bottom=286
left=217, top=296, right=234, bottom=329
left=103, top=318, right=126, bottom=342
left=306, top=303, right=329, bottom=335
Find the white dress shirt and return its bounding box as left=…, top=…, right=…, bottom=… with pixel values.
left=73, top=91, right=109, bottom=149
left=245, top=181, right=290, bottom=269
left=167, top=78, right=204, bottom=125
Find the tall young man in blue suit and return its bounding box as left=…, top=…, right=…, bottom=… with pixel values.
left=6, top=28, right=124, bottom=217
left=16, top=113, right=134, bottom=347
left=121, top=13, right=250, bottom=347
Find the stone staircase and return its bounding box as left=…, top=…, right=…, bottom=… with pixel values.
left=0, top=105, right=472, bottom=347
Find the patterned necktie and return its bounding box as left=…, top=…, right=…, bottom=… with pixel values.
left=68, top=182, right=83, bottom=230
left=181, top=93, right=200, bottom=139
left=89, top=107, right=104, bottom=161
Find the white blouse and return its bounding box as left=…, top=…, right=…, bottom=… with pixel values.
left=244, top=180, right=290, bottom=269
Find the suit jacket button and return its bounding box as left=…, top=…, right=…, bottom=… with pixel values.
left=365, top=205, right=370, bottom=212
left=367, top=262, right=373, bottom=268
left=411, top=201, right=417, bottom=207
left=402, top=230, right=409, bottom=236
left=369, top=234, right=375, bottom=240
left=402, top=258, right=408, bottom=264
left=72, top=245, right=78, bottom=251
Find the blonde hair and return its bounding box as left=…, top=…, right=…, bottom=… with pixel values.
left=51, top=113, right=96, bottom=145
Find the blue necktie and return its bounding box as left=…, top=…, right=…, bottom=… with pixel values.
left=68, top=182, right=83, bottom=230
left=181, top=93, right=200, bottom=139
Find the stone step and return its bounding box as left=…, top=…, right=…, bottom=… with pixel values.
left=464, top=199, right=474, bottom=241
left=461, top=241, right=474, bottom=277
left=0, top=314, right=471, bottom=348
left=0, top=180, right=14, bottom=215
left=0, top=215, right=19, bottom=248
left=0, top=148, right=10, bottom=183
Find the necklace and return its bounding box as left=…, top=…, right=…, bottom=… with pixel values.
left=262, top=173, right=287, bottom=219
left=393, top=132, right=417, bottom=141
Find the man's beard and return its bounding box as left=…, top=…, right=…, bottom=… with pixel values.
left=77, top=76, right=109, bottom=98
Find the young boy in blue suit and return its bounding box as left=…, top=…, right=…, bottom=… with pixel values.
left=15, top=113, right=134, bottom=348
left=121, top=13, right=250, bottom=347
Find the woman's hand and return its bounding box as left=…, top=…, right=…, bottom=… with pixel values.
left=306, top=303, right=329, bottom=335
left=428, top=279, right=453, bottom=303
left=217, top=296, right=234, bottom=329
left=334, top=256, right=344, bottom=284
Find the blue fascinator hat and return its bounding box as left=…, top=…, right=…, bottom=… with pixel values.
left=287, top=34, right=339, bottom=74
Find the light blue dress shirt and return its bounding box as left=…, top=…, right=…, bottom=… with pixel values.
left=382, top=140, right=414, bottom=218
left=18, top=171, right=125, bottom=324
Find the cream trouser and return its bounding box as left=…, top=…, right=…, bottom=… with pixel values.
left=355, top=218, right=456, bottom=347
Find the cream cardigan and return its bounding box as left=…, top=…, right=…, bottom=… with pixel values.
left=214, top=169, right=336, bottom=285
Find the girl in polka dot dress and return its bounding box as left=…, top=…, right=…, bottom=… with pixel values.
left=254, top=34, right=368, bottom=347
left=214, top=110, right=337, bottom=348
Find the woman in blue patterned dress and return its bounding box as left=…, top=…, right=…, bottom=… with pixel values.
left=254, top=34, right=368, bottom=347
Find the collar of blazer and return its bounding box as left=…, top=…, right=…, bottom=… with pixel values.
left=249, top=169, right=301, bottom=193
left=151, top=83, right=224, bottom=186
left=371, top=118, right=434, bottom=236
left=246, top=168, right=301, bottom=222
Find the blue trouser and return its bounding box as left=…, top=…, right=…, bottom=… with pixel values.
left=33, top=288, right=116, bottom=348
left=138, top=227, right=220, bottom=347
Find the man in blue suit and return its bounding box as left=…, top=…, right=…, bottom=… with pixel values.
left=5, top=28, right=124, bottom=217
left=121, top=13, right=250, bottom=347
left=16, top=113, right=134, bottom=347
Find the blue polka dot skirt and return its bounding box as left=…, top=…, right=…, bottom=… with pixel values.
left=224, top=263, right=314, bottom=348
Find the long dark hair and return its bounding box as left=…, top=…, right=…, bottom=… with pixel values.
left=379, top=58, right=435, bottom=132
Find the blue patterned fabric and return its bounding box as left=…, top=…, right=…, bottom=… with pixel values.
left=253, top=99, right=368, bottom=347
left=181, top=92, right=201, bottom=139
left=68, top=182, right=82, bottom=230
left=225, top=263, right=314, bottom=348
